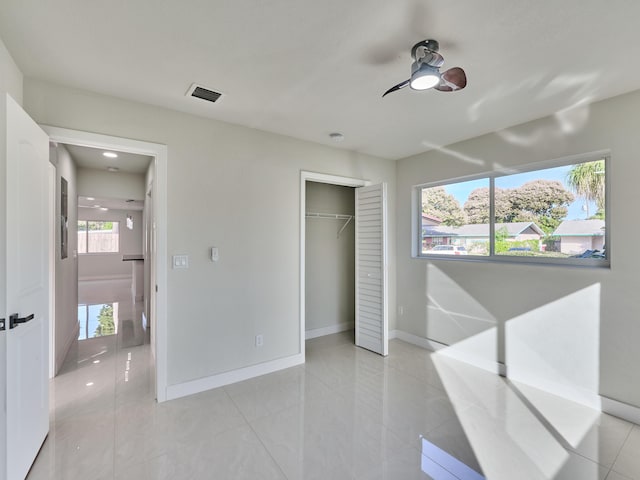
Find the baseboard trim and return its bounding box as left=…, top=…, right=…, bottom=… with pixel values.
left=56, top=322, right=79, bottom=375
left=390, top=330, right=501, bottom=375
left=391, top=332, right=640, bottom=425
left=165, top=353, right=305, bottom=402
left=601, top=396, right=640, bottom=425
left=390, top=329, right=447, bottom=352
left=305, top=322, right=352, bottom=340
left=79, top=274, right=131, bottom=282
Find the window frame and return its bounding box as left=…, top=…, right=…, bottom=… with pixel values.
left=77, top=219, right=121, bottom=255
left=413, top=151, right=610, bottom=268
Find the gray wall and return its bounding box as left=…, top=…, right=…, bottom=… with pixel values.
left=77, top=168, right=145, bottom=201
left=76, top=167, right=145, bottom=279
left=305, top=182, right=355, bottom=335
left=51, top=144, right=78, bottom=374
left=396, top=89, right=640, bottom=409
left=0, top=35, right=23, bottom=480
left=77, top=209, right=144, bottom=280
left=23, top=78, right=397, bottom=387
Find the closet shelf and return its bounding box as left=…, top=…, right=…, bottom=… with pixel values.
left=306, top=212, right=354, bottom=238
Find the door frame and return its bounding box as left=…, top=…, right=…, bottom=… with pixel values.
left=48, top=163, right=56, bottom=379
left=299, top=171, right=369, bottom=356
left=41, top=126, right=169, bottom=402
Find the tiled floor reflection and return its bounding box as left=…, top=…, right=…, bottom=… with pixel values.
left=28, top=321, right=640, bottom=479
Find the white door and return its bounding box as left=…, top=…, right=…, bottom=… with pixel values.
left=355, top=183, right=388, bottom=356
left=4, top=94, right=50, bottom=480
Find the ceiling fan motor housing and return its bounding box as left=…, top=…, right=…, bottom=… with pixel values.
left=382, top=38, right=467, bottom=97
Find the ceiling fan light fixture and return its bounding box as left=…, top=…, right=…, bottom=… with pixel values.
left=410, top=64, right=440, bottom=90
left=381, top=39, right=467, bottom=97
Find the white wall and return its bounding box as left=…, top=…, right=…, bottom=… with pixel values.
left=77, top=168, right=145, bottom=201
left=23, top=78, right=397, bottom=388
left=396, top=89, right=640, bottom=410
left=77, top=209, right=143, bottom=280
left=0, top=35, right=23, bottom=480
left=76, top=167, right=145, bottom=280
left=305, top=182, right=355, bottom=336
left=50, top=144, right=78, bottom=373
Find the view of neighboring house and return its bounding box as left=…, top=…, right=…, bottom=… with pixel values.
left=422, top=221, right=545, bottom=251
left=421, top=213, right=442, bottom=226
left=552, top=219, right=605, bottom=255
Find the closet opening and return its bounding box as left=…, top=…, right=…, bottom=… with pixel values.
left=304, top=181, right=356, bottom=345
left=300, top=170, right=388, bottom=358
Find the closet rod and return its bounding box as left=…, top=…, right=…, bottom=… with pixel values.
left=305, top=212, right=352, bottom=220
left=305, top=212, right=354, bottom=238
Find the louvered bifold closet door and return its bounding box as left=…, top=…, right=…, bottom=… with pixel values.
left=355, top=183, right=388, bottom=356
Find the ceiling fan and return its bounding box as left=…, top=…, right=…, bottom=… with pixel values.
left=382, top=39, right=467, bottom=97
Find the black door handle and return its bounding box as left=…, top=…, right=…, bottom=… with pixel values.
left=9, top=313, right=35, bottom=329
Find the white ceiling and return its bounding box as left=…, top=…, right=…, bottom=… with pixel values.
left=3, top=0, right=640, bottom=160
left=64, top=144, right=150, bottom=211
left=78, top=196, right=144, bottom=212
left=64, top=144, right=152, bottom=174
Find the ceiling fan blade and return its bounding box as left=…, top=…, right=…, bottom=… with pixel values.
left=382, top=79, right=410, bottom=97
left=434, top=67, right=467, bottom=92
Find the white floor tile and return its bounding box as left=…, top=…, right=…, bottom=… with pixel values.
left=611, top=425, right=640, bottom=479
left=606, top=470, right=636, bottom=480
left=357, top=448, right=452, bottom=480
left=27, top=317, right=638, bottom=480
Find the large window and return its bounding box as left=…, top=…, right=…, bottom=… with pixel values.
left=417, top=156, right=608, bottom=266
left=77, top=220, right=120, bottom=253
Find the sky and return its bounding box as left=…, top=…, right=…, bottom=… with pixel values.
left=443, top=164, right=598, bottom=220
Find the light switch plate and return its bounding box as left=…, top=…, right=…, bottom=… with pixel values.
left=173, top=254, right=189, bottom=269
left=211, top=247, right=219, bottom=262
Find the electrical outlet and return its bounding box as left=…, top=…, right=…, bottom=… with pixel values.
left=255, top=334, right=264, bottom=347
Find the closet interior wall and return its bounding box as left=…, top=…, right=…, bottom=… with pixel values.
left=305, top=181, right=355, bottom=339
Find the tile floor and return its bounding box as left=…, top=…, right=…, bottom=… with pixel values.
left=25, top=283, right=640, bottom=479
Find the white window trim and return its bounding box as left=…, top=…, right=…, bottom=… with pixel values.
left=412, top=150, right=611, bottom=268
left=77, top=220, right=121, bottom=254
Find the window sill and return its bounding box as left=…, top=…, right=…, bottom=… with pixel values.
left=414, top=253, right=610, bottom=269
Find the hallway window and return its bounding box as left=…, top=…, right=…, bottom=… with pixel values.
left=78, top=220, right=120, bottom=253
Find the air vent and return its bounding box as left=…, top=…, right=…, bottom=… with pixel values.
left=186, top=83, right=224, bottom=104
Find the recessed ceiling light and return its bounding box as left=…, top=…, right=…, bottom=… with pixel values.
left=103, top=152, right=118, bottom=158
left=93, top=204, right=101, bottom=208
left=86, top=197, right=95, bottom=201
left=100, top=207, right=109, bottom=211
left=329, top=132, right=345, bottom=142
left=107, top=166, right=119, bottom=172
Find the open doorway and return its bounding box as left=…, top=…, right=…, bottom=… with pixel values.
left=51, top=142, right=152, bottom=374
left=300, top=171, right=389, bottom=357
left=44, top=126, right=168, bottom=401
